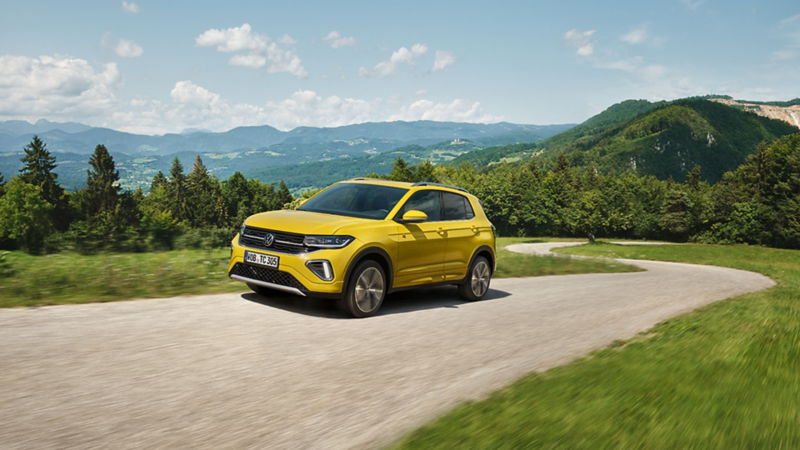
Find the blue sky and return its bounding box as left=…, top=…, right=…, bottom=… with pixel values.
left=0, top=0, right=798, bottom=134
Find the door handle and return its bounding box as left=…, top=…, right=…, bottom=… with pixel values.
left=437, top=227, right=445, bottom=235
left=471, top=225, right=479, bottom=233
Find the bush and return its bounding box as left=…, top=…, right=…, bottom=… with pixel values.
left=174, top=227, right=237, bottom=250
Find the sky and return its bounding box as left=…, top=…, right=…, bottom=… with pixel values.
left=0, top=0, right=798, bottom=134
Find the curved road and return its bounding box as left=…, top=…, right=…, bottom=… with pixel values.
left=0, top=243, right=774, bottom=449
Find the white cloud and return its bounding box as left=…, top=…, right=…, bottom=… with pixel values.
left=195, top=24, right=307, bottom=78
left=390, top=99, right=502, bottom=123
left=0, top=57, right=501, bottom=134
left=121, top=1, right=139, bottom=13
left=322, top=31, right=357, bottom=49
left=414, top=89, right=427, bottom=96
left=621, top=26, right=648, bottom=44
left=360, top=44, right=428, bottom=77
left=278, top=34, right=297, bottom=45
left=101, top=34, right=144, bottom=58
left=195, top=23, right=268, bottom=52
left=641, top=64, right=668, bottom=81
left=771, top=14, right=800, bottom=61
left=228, top=53, right=266, bottom=69
left=432, top=50, right=457, bottom=72
left=595, top=56, right=643, bottom=72
left=0, top=55, right=122, bottom=121
left=115, top=83, right=499, bottom=133
left=780, top=14, right=800, bottom=26
left=576, top=44, right=595, bottom=56
left=563, top=29, right=596, bottom=56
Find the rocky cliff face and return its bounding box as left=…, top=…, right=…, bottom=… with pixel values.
left=709, top=98, right=800, bottom=129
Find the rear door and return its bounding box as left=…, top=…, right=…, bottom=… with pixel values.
left=441, top=192, right=481, bottom=281
left=394, top=190, right=447, bottom=287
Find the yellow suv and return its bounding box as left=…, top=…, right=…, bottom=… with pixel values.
left=228, top=178, right=496, bottom=317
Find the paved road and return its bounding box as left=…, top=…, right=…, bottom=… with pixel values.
left=0, top=243, right=774, bottom=449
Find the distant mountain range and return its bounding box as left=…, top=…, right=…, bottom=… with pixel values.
left=0, top=120, right=573, bottom=156
left=0, top=119, right=94, bottom=136
left=0, top=119, right=574, bottom=191
left=6, top=95, right=794, bottom=192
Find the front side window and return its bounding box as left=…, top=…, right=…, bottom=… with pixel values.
left=299, top=183, right=407, bottom=219
left=398, top=190, right=441, bottom=221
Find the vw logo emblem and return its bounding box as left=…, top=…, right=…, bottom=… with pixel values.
left=263, top=233, right=275, bottom=247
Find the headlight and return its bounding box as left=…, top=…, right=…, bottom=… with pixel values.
left=303, top=235, right=354, bottom=249
left=240, top=222, right=247, bottom=237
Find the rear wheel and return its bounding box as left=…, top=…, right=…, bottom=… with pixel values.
left=458, top=256, right=491, bottom=301
left=247, top=283, right=281, bottom=297
left=342, top=260, right=386, bottom=318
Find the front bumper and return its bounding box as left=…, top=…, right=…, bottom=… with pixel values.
left=228, top=234, right=348, bottom=298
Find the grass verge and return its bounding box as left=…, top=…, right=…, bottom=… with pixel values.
left=494, top=238, right=641, bottom=278
left=0, top=238, right=634, bottom=308
left=392, top=243, right=799, bottom=449
left=0, top=248, right=244, bottom=308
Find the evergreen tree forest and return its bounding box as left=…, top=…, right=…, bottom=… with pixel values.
left=1, top=133, right=798, bottom=254
left=0, top=136, right=295, bottom=253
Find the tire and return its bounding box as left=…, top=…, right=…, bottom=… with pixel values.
left=458, top=256, right=492, bottom=301
left=247, top=283, right=281, bottom=297
left=342, top=260, right=386, bottom=318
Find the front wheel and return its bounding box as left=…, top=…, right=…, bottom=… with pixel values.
left=458, top=256, right=492, bottom=301
left=342, top=260, right=386, bottom=318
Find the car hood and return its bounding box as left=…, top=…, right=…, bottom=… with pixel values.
left=245, top=210, right=371, bottom=235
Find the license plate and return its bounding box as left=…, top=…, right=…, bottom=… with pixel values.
left=244, top=251, right=279, bottom=269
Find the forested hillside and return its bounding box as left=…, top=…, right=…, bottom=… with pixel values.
left=446, top=99, right=797, bottom=183
left=543, top=99, right=797, bottom=182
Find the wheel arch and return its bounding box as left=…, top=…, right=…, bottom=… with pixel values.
left=342, top=246, right=394, bottom=295
left=468, top=245, right=496, bottom=277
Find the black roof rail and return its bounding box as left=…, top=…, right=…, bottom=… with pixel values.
left=411, top=181, right=470, bottom=194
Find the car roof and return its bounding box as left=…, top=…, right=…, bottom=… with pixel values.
left=342, top=178, right=472, bottom=195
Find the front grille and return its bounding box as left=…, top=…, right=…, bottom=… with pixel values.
left=230, top=263, right=307, bottom=292
left=239, top=226, right=309, bottom=254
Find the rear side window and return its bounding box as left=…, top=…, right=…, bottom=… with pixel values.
left=442, top=192, right=474, bottom=221
left=398, top=190, right=441, bottom=221
left=464, top=197, right=475, bottom=219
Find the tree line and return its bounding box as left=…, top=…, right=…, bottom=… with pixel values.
left=0, top=136, right=294, bottom=253
left=2, top=133, right=798, bottom=254
left=376, top=134, right=800, bottom=248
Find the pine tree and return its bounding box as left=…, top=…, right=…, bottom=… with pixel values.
left=151, top=171, right=168, bottom=192
left=18, top=135, right=65, bottom=207
left=168, top=157, right=189, bottom=222
left=187, top=155, right=226, bottom=227
left=276, top=180, right=294, bottom=209
left=387, top=158, right=415, bottom=182
left=133, top=186, right=145, bottom=205
left=687, top=164, right=702, bottom=190
left=85, top=144, right=121, bottom=217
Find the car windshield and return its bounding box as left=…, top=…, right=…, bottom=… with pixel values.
left=298, top=183, right=408, bottom=220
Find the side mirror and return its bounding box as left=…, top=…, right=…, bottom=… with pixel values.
left=398, top=210, right=427, bottom=224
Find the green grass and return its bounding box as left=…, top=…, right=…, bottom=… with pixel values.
left=494, top=238, right=641, bottom=278
left=392, top=243, right=800, bottom=449
left=0, top=249, right=246, bottom=308
left=0, top=238, right=634, bottom=308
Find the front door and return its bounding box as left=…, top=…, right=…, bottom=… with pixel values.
left=394, top=190, right=447, bottom=287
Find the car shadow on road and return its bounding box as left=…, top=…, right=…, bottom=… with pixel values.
left=240, top=286, right=511, bottom=319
